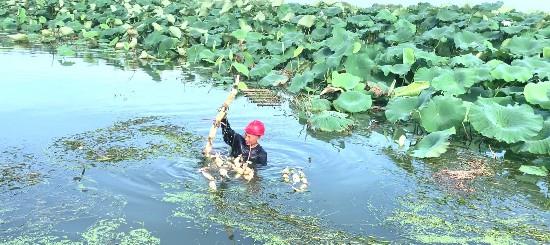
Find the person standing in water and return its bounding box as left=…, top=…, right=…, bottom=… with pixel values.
left=221, top=116, right=267, bottom=166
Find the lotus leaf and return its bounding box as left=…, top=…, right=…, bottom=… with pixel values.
left=385, top=19, right=416, bottom=43
left=331, top=71, right=362, bottom=91
left=470, top=101, right=543, bottom=143
left=544, top=47, right=550, bottom=59
left=347, top=15, right=374, bottom=27
left=232, top=62, right=249, bottom=76
left=420, top=26, right=455, bottom=42
left=514, top=120, right=550, bottom=155
left=288, top=71, right=315, bottom=93
left=380, top=64, right=411, bottom=76
left=414, top=67, right=444, bottom=82
left=333, top=91, right=372, bottom=113
left=393, top=81, right=430, bottom=97
left=259, top=71, right=289, bottom=87
left=518, top=165, right=549, bottom=177
left=344, top=51, right=376, bottom=80
left=403, top=48, right=415, bottom=65
left=450, top=54, right=483, bottom=67
left=309, top=111, right=353, bottom=132
left=168, top=26, right=182, bottom=38
left=420, top=96, right=467, bottom=132
left=374, top=9, right=397, bottom=22
left=431, top=68, right=482, bottom=95
left=250, top=59, right=279, bottom=78
left=436, top=9, right=461, bottom=22
left=490, top=64, right=533, bottom=83
left=297, top=15, right=316, bottom=28
left=524, top=81, right=550, bottom=109
left=453, top=31, right=488, bottom=51
left=502, top=36, right=543, bottom=57
left=310, top=98, right=332, bottom=112
left=411, top=127, right=456, bottom=158
left=57, top=45, right=76, bottom=56
left=385, top=96, right=421, bottom=122
left=512, top=57, right=550, bottom=80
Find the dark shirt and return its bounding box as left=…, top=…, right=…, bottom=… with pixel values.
left=221, top=118, right=267, bottom=166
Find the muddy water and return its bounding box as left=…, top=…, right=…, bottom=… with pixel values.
left=0, top=47, right=548, bottom=244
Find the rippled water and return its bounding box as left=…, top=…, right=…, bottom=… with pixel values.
left=1, top=46, right=548, bottom=244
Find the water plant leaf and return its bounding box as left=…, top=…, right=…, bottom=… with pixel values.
left=331, top=71, right=362, bottom=91
left=288, top=70, right=314, bottom=93
left=380, top=64, right=411, bottom=76
left=308, top=111, right=353, bottom=132
left=333, top=91, right=372, bottom=113
left=420, top=96, right=467, bottom=132
left=431, top=68, right=482, bottom=95
left=310, top=98, right=332, bottom=112
left=502, top=36, right=544, bottom=57
left=232, top=62, right=249, bottom=77
left=518, top=165, right=548, bottom=177
left=524, top=81, right=550, bottom=109
left=453, top=31, right=488, bottom=51
left=393, top=81, right=430, bottom=97
left=168, top=26, right=182, bottom=39
left=344, top=51, right=376, bottom=81
left=297, top=15, right=316, bottom=28
left=385, top=96, right=421, bottom=123
left=411, top=127, right=456, bottom=158
left=469, top=101, right=543, bottom=143
left=385, top=19, right=416, bottom=43
left=259, top=71, right=289, bottom=87
left=544, top=47, right=550, bottom=59
left=511, top=57, right=550, bottom=80
left=450, top=54, right=483, bottom=67
left=514, top=120, right=550, bottom=155
left=490, top=64, right=533, bottom=83
left=57, top=45, right=76, bottom=56
left=403, top=48, right=415, bottom=65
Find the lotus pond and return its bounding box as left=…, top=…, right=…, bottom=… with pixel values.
left=1, top=0, right=550, bottom=244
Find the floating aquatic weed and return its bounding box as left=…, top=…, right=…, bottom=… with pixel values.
left=281, top=167, right=309, bottom=192
left=0, top=147, right=44, bottom=192
left=49, top=117, right=202, bottom=167
left=161, top=182, right=386, bottom=244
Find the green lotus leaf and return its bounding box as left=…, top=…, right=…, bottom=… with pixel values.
left=544, top=47, right=550, bottom=59
left=309, top=111, right=353, bottom=132
left=250, top=59, right=280, bottom=78
left=232, top=62, right=249, bottom=77
left=168, top=26, right=182, bottom=39
left=379, top=64, right=411, bottom=76
left=288, top=70, right=315, bottom=93
left=385, top=19, right=416, bottom=43
left=431, top=68, right=482, bottom=95
left=310, top=98, right=332, bottom=112
left=420, top=96, right=467, bottom=132
left=56, top=45, right=76, bottom=56
left=470, top=101, right=543, bottom=143
left=450, top=54, right=483, bottom=67
left=297, top=15, right=316, bottom=28
left=331, top=71, right=362, bottom=90
left=411, top=127, right=456, bottom=158
left=414, top=67, right=444, bottom=82
left=420, top=26, right=455, bottom=42
left=502, top=36, right=543, bottom=57
left=436, top=9, right=461, bottom=22
left=518, top=165, right=548, bottom=176
left=259, top=71, right=288, bottom=87
left=453, top=31, right=488, bottom=51
left=490, top=64, right=533, bottom=83
left=333, top=91, right=372, bottom=113
left=385, top=96, right=421, bottom=122
left=393, top=81, right=430, bottom=97
left=511, top=57, right=550, bottom=80
left=347, top=15, right=374, bottom=27
left=403, top=48, right=415, bottom=65
left=374, top=9, right=397, bottom=22
left=524, top=81, right=550, bottom=109
left=344, top=51, right=376, bottom=80
left=514, top=120, right=550, bottom=155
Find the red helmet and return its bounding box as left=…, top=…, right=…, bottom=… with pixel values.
left=245, top=120, right=265, bottom=136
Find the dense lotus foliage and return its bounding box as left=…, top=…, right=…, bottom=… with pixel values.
left=1, top=0, right=549, bottom=164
